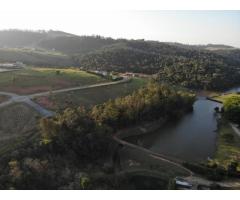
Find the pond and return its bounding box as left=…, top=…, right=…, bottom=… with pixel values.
left=126, top=97, right=222, bottom=162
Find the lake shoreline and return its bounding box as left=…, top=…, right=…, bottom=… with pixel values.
left=206, top=97, right=223, bottom=104
left=122, top=97, right=222, bottom=162
left=115, top=118, right=168, bottom=139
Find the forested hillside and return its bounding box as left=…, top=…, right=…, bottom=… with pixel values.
left=76, top=40, right=240, bottom=90
left=38, top=35, right=117, bottom=54
left=0, top=48, right=74, bottom=66
left=76, top=41, right=194, bottom=73
left=1, top=30, right=240, bottom=89
left=156, top=53, right=240, bottom=90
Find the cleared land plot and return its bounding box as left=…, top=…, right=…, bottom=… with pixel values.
left=34, top=78, right=148, bottom=111
left=214, top=120, right=240, bottom=170
left=0, top=67, right=107, bottom=95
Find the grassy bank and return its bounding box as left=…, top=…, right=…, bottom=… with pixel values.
left=119, top=144, right=189, bottom=185
left=212, top=93, right=240, bottom=104
left=179, top=119, right=240, bottom=181
left=214, top=119, right=240, bottom=170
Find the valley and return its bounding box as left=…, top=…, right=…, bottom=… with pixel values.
left=0, top=30, right=240, bottom=190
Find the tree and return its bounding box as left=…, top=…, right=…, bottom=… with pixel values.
left=223, top=96, right=240, bottom=125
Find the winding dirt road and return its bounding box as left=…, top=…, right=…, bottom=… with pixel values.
left=113, top=133, right=194, bottom=177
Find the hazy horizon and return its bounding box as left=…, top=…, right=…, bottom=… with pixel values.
left=0, top=10, right=240, bottom=48
left=0, top=28, right=239, bottom=49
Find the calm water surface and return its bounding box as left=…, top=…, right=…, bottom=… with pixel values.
left=126, top=97, right=222, bottom=162
left=126, top=86, right=240, bottom=162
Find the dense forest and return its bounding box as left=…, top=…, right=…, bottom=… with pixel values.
left=156, top=55, right=240, bottom=90
left=1, top=30, right=240, bottom=90
left=0, top=83, right=195, bottom=189
left=76, top=41, right=240, bottom=90
left=75, top=40, right=202, bottom=73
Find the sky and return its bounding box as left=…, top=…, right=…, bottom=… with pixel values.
left=0, top=5, right=239, bottom=47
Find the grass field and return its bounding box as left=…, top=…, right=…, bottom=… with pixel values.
left=214, top=119, right=240, bottom=170
left=211, top=93, right=240, bottom=103
left=0, top=67, right=107, bottom=95
left=34, top=78, right=148, bottom=111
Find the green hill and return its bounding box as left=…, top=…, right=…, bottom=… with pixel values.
left=0, top=48, right=74, bottom=67
left=0, top=30, right=240, bottom=89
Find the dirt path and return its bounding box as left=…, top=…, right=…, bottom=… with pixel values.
left=113, top=134, right=193, bottom=177
left=0, top=77, right=130, bottom=117
left=114, top=129, right=240, bottom=189
left=28, top=77, right=130, bottom=98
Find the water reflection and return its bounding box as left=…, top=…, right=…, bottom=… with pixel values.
left=126, top=98, right=222, bottom=162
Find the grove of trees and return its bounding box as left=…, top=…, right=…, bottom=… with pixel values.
left=0, top=82, right=195, bottom=189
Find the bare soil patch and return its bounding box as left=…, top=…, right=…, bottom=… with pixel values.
left=0, top=95, right=9, bottom=103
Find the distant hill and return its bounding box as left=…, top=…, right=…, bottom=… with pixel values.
left=74, top=40, right=240, bottom=90
left=76, top=41, right=196, bottom=73
left=0, top=30, right=73, bottom=48
left=0, top=30, right=77, bottom=66
left=0, top=30, right=117, bottom=55
left=204, top=44, right=236, bottom=51
left=38, top=35, right=117, bottom=54
left=0, top=29, right=240, bottom=89
left=0, top=48, right=74, bottom=67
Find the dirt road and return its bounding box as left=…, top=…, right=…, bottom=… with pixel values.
left=0, top=77, right=130, bottom=117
